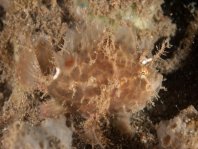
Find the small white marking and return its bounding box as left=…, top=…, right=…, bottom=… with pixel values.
left=53, top=67, right=61, bottom=80
left=141, top=58, right=152, bottom=65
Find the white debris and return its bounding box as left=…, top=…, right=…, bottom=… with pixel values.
left=53, top=67, right=61, bottom=80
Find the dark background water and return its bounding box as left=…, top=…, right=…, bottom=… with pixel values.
left=148, top=0, right=198, bottom=123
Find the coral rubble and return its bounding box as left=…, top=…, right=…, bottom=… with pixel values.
left=156, top=106, right=198, bottom=149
